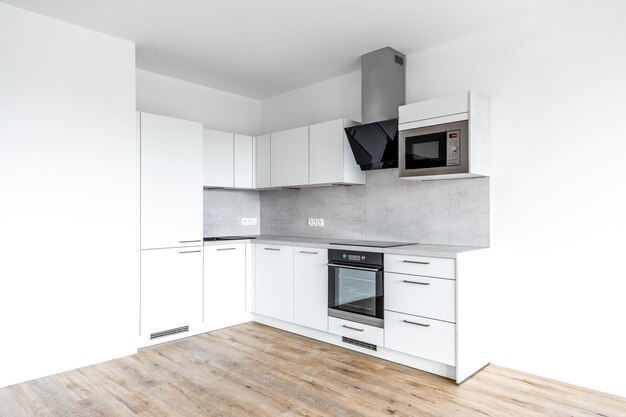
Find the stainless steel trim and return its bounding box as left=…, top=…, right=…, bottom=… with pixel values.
left=299, top=250, right=319, bottom=255
left=327, top=263, right=382, bottom=272
left=328, top=308, right=384, bottom=328
left=342, top=324, right=364, bottom=332
left=264, top=247, right=280, bottom=251
left=179, top=250, right=201, bottom=254
left=403, top=319, right=430, bottom=327
left=179, top=240, right=201, bottom=243
left=402, top=280, right=430, bottom=286
left=216, top=248, right=237, bottom=251
left=403, top=260, right=430, bottom=265
left=399, top=120, right=469, bottom=178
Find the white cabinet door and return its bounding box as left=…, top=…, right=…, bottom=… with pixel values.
left=293, top=247, right=328, bottom=331
left=140, top=247, right=203, bottom=337
left=271, top=126, right=309, bottom=187
left=204, top=244, right=247, bottom=330
left=309, top=119, right=343, bottom=184
left=234, top=134, right=253, bottom=188
left=254, top=134, right=271, bottom=189
left=254, top=244, right=294, bottom=322
left=203, top=129, right=234, bottom=188
left=140, top=113, right=203, bottom=249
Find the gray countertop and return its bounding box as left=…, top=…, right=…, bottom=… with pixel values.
left=203, top=235, right=488, bottom=259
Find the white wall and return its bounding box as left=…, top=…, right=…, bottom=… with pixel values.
left=137, top=69, right=261, bottom=135
left=260, top=71, right=361, bottom=133
left=406, top=1, right=626, bottom=397
left=0, top=4, right=138, bottom=388
left=257, top=1, right=626, bottom=397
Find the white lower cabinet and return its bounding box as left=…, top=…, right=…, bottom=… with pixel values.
left=328, top=317, right=384, bottom=346
left=254, top=244, right=294, bottom=322
left=293, top=248, right=328, bottom=331
left=204, top=244, right=247, bottom=330
left=140, top=247, right=203, bottom=340
left=384, top=310, right=456, bottom=366
left=385, top=272, right=456, bottom=322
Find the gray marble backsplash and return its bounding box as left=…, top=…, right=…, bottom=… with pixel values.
left=260, top=169, right=490, bottom=247
left=203, top=189, right=260, bottom=237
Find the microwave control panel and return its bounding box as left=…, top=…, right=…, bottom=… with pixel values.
left=447, top=130, right=461, bottom=166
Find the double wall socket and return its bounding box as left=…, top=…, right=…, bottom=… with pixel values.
left=307, top=218, right=324, bottom=227
left=241, top=217, right=258, bottom=226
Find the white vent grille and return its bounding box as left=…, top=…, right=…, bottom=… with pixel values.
left=342, top=336, right=377, bottom=351
left=150, top=326, right=189, bottom=340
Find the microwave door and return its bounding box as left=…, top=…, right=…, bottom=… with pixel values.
left=405, top=132, right=448, bottom=170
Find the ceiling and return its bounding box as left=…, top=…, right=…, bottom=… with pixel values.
left=2, top=0, right=549, bottom=99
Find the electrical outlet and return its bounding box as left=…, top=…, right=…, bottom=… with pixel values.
left=241, top=217, right=257, bottom=226
left=307, top=218, right=324, bottom=227
left=307, top=218, right=316, bottom=227
left=317, top=218, right=324, bottom=227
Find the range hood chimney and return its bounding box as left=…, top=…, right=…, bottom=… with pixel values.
left=345, top=47, right=405, bottom=170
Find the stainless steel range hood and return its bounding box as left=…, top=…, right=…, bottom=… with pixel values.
left=345, top=47, right=405, bottom=170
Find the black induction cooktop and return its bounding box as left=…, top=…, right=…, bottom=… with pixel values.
left=203, top=236, right=257, bottom=241
left=329, top=240, right=415, bottom=248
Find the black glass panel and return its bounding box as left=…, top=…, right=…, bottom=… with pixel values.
left=405, top=131, right=447, bottom=169
left=345, top=119, right=398, bottom=170
left=329, top=267, right=384, bottom=320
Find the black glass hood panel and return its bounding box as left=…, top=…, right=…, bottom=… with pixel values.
left=344, top=119, right=398, bottom=170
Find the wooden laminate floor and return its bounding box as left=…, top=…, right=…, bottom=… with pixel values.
left=0, top=322, right=624, bottom=417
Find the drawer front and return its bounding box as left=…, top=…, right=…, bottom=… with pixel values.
left=385, top=254, right=455, bottom=279
left=385, top=273, right=456, bottom=322
left=384, top=310, right=456, bottom=366
left=328, top=317, right=384, bottom=346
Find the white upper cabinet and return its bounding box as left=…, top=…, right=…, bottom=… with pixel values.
left=203, top=129, right=234, bottom=188
left=271, top=126, right=309, bottom=187
left=234, top=134, right=254, bottom=188
left=309, top=119, right=365, bottom=185
left=140, top=112, right=203, bottom=249
left=254, top=134, right=271, bottom=189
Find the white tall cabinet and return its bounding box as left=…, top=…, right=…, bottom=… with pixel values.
left=139, top=112, right=203, bottom=346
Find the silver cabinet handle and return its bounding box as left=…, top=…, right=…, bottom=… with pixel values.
left=216, top=247, right=236, bottom=251
left=327, top=263, right=382, bottom=272
left=403, top=319, right=430, bottom=327
left=402, top=280, right=430, bottom=286
left=264, top=247, right=280, bottom=251
left=299, top=250, right=319, bottom=255
left=180, top=240, right=201, bottom=243
left=403, top=260, right=430, bottom=265
left=179, top=250, right=201, bottom=254
left=342, top=325, right=364, bottom=332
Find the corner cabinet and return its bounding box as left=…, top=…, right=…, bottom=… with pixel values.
left=309, top=119, right=365, bottom=185
left=254, top=134, right=271, bottom=189
left=270, top=126, right=309, bottom=187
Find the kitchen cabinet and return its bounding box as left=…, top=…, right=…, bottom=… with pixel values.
left=254, top=244, right=294, bottom=322
left=204, top=243, right=248, bottom=330
left=309, top=119, right=365, bottom=185
left=203, top=129, right=234, bottom=188
left=234, top=134, right=254, bottom=188
left=140, top=112, right=203, bottom=249
left=140, top=246, right=203, bottom=340
left=270, top=126, right=309, bottom=187
left=293, top=247, right=328, bottom=331
left=254, top=134, right=271, bottom=189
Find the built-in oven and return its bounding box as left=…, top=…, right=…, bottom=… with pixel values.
left=328, top=249, right=384, bottom=328
left=399, top=120, right=469, bottom=178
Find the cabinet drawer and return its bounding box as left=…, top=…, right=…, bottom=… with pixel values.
left=385, top=254, right=455, bottom=279
left=328, top=317, right=384, bottom=346
left=384, top=310, right=455, bottom=366
left=385, top=273, right=455, bottom=322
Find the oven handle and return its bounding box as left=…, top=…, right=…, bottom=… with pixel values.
left=327, top=263, right=382, bottom=272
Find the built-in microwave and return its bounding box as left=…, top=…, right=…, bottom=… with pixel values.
left=399, top=120, right=469, bottom=178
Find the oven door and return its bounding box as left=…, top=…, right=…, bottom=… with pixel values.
left=328, top=263, right=384, bottom=328
left=399, top=120, right=469, bottom=177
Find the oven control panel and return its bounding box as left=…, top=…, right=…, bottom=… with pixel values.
left=328, top=249, right=383, bottom=266
left=447, top=130, right=461, bottom=166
